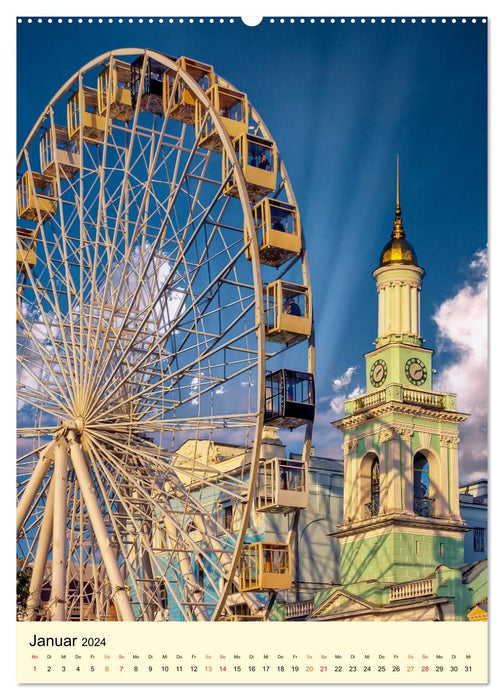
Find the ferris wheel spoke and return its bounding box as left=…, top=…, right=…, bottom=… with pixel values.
left=102, top=292, right=257, bottom=417
left=81, top=168, right=230, bottom=408
left=17, top=361, right=73, bottom=421
left=75, top=64, right=161, bottom=391
left=77, top=157, right=196, bottom=400
left=93, top=318, right=258, bottom=423
left=88, top=237, right=255, bottom=418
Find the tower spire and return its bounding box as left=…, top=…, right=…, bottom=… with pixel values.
left=392, top=154, right=405, bottom=239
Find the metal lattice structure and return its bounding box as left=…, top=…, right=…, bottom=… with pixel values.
left=16, top=49, right=315, bottom=622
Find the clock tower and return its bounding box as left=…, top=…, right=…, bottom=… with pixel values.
left=332, top=163, right=469, bottom=588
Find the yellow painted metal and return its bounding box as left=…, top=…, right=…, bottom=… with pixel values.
left=17, top=172, right=56, bottom=222
left=164, top=56, right=215, bottom=123
left=467, top=604, right=488, bottom=621
left=240, top=542, right=291, bottom=592
left=264, top=279, right=311, bottom=344
left=16, top=226, right=38, bottom=270
left=67, top=87, right=106, bottom=142
left=246, top=197, right=302, bottom=266
left=196, top=84, right=248, bottom=151
left=97, top=60, right=134, bottom=122
left=223, top=134, right=277, bottom=200
left=40, top=125, right=81, bottom=179
left=256, top=457, right=308, bottom=513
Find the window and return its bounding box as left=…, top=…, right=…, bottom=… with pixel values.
left=370, top=458, right=380, bottom=516
left=413, top=454, right=433, bottom=517
left=157, top=578, right=168, bottom=609
left=473, top=527, right=486, bottom=552
left=195, top=562, right=204, bottom=588
left=224, top=504, right=233, bottom=531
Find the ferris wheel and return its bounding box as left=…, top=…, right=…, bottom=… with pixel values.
left=16, top=49, right=315, bottom=622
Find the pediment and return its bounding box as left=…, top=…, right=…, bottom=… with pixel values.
left=309, top=590, right=373, bottom=619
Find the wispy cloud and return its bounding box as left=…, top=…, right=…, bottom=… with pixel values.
left=311, top=366, right=363, bottom=458
left=329, top=366, right=364, bottom=415
left=433, top=248, right=488, bottom=481
left=332, top=366, right=358, bottom=393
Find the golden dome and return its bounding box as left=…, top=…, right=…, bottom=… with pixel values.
left=379, top=231, right=418, bottom=267
left=379, top=158, right=419, bottom=267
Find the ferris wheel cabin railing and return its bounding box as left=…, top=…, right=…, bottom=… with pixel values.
left=247, top=197, right=302, bottom=267
left=256, top=457, right=309, bottom=513
left=97, top=59, right=135, bottom=122
left=164, top=56, right=215, bottom=124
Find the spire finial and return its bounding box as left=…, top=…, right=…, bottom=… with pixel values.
left=392, top=154, right=405, bottom=239
left=396, top=154, right=400, bottom=208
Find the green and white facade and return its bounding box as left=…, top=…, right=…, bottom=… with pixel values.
left=307, top=178, right=487, bottom=622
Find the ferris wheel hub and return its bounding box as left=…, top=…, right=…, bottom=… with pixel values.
left=56, top=417, right=84, bottom=437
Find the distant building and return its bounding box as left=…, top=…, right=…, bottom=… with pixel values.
left=459, top=480, right=488, bottom=563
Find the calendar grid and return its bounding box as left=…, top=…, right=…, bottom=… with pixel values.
left=17, top=621, right=487, bottom=684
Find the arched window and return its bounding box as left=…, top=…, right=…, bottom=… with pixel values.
left=370, top=458, right=380, bottom=516
left=413, top=454, right=433, bottom=516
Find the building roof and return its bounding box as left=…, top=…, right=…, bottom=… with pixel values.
left=290, top=453, right=344, bottom=473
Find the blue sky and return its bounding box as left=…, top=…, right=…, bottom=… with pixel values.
left=16, top=14, right=488, bottom=481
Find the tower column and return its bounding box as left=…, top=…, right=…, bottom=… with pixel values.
left=437, top=436, right=451, bottom=518
left=398, top=428, right=415, bottom=513
left=378, top=285, right=385, bottom=337
left=384, top=283, right=391, bottom=335
left=401, top=283, right=411, bottom=334
left=411, top=286, right=420, bottom=335
left=380, top=428, right=402, bottom=512
left=343, top=438, right=359, bottom=522
left=447, top=437, right=463, bottom=520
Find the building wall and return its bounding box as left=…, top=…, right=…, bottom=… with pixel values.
left=459, top=480, right=488, bottom=563
left=339, top=528, right=465, bottom=584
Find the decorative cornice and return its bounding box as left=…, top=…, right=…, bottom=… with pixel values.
left=333, top=401, right=468, bottom=432
left=331, top=512, right=471, bottom=539
left=377, top=279, right=422, bottom=291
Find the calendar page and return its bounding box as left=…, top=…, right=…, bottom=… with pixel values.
left=14, top=3, right=489, bottom=689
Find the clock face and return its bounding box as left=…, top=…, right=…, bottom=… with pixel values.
left=405, top=357, right=428, bottom=386
left=370, top=359, right=387, bottom=388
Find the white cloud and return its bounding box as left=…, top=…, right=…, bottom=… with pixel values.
left=329, top=366, right=360, bottom=414
left=433, top=248, right=488, bottom=481
left=332, top=365, right=357, bottom=392
left=347, top=385, right=364, bottom=399
left=310, top=367, right=362, bottom=458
